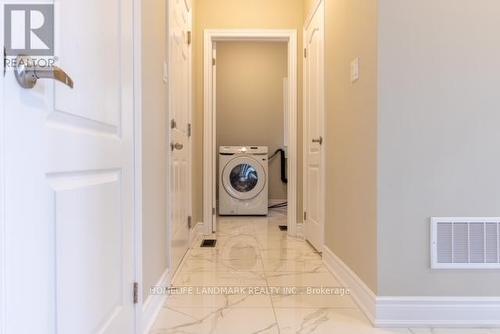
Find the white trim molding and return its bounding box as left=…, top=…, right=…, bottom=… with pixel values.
left=132, top=0, right=144, bottom=332
left=322, top=246, right=500, bottom=328
left=377, top=296, right=500, bottom=328
left=0, top=4, right=6, bottom=333
left=141, top=269, right=171, bottom=334
left=203, top=29, right=298, bottom=237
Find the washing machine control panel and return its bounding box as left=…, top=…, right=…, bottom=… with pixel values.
left=219, top=146, right=268, bottom=155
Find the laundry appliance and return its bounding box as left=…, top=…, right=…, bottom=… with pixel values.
left=218, top=146, right=269, bottom=215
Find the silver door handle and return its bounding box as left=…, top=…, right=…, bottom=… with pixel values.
left=312, top=136, right=323, bottom=145
left=14, top=55, right=74, bottom=89
left=171, top=143, right=184, bottom=151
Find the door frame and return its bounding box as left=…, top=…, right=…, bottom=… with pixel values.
left=0, top=4, right=6, bottom=333
left=132, top=0, right=144, bottom=331
left=303, top=0, right=326, bottom=251
left=203, top=29, right=298, bottom=236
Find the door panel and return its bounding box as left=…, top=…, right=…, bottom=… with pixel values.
left=55, top=0, right=122, bottom=126
left=169, top=0, right=191, bottom=272
left=53, top=173, right=123, bottom=333
left=304, top=1, right=325, bottom=252
left=3, top=0, right=135, bottom=332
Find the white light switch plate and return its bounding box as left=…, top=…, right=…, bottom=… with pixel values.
left=350, top=57, right=360, bottom=83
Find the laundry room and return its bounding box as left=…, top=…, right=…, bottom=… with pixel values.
left=216, top=41, right=289, bottom=217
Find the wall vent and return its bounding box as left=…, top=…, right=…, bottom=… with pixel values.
left=431, top=217, right=500, bottom=269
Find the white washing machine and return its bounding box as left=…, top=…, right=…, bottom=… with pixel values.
left=219, top=146, right=269, bottom=216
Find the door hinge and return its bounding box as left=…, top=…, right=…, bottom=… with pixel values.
left=188, top=216, right=192, bottom=229
left=304, top=48, right=307, bottom=58
left=212, top=58, right=216, bottom=66
left=212, top=208, right=216, bottom=215
left=187, top=123, right=192, bottom=137
left=186, top=31, right=192, bottom=45
left=171, top=119, right=177, bottom=129
left=133, top=282, right=139, bottom=304
left=303, top=211, right=307, bottom=221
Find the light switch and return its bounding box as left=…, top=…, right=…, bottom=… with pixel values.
left=350, top=57, right=360, bottom=83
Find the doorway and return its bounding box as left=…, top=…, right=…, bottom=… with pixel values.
left=203, top=30, right=298, bottom=236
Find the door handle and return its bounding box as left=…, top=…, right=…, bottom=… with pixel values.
left=14, top=55, right=74, bottom=89
left=171, top=142, right=184, bottom=151
left=312, top=136, right=323, bottom=145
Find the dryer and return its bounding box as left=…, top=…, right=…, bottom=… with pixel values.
left=219, top=146, right=268, bottom=216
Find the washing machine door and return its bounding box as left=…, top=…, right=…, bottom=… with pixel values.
left=222, top=156, right=267, bottom=200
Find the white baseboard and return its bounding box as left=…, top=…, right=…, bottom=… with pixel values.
left=322, top=245, right=500, bottom=328
left=141, top=268, right=171, bottom=334
left=377, top=297, right=500, bottom=328
left=190, top=222, right=203, bottom=247
left=322, top=246, right=377, bottom=324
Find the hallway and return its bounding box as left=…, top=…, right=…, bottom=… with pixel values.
left=150, top=212, right=498, bottom=334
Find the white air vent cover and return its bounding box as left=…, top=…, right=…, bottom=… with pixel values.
left=431, top=217, right=500, bottom=269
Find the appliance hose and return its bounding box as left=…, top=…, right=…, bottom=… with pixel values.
left=269, top=149, right=288, bottom=184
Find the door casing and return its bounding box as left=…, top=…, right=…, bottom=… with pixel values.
left=0, top=4, right=6, bottom=333
left=132, top=0, right=145, bottom=332
left=203, top=29, right=298, bottom=236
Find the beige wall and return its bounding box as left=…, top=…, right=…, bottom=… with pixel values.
left=304, top=0, right=316, bottom=17
left=324, top=0, right=379, bottom=293
left=193, top=0, right=304, bottom=224
left=322, top=0, right=500, bottom=298
left=378, top=0, right=500, bottom=296
left=141, top=0, right=168, bottom=298
left=216, top=42, right=288, bottom=200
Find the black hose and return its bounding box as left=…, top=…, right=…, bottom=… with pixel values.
left=269, top=149, right=288, bottom=184
left=269, top=202, right=288, bottom=209
left=280, top=149, right=288, bottom=184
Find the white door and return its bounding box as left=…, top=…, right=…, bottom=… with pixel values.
left=304, top=0, right=325, bottom=252
left=1, top=0, right=135, bottom=333
left=169, top=0, right=192, bottom=271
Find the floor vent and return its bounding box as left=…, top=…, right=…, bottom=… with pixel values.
left=200, top=239, right=217, bottom=248
left=431, top=217, right=500, bottom=269
left=279, top=225, right=288, bottom=231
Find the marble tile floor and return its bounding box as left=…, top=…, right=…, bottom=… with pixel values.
left=150, top=210, right=500, bottom=334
